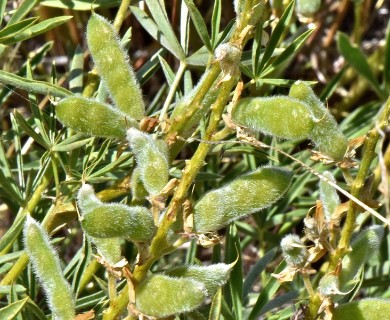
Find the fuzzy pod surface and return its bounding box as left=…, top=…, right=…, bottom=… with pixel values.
left=318, top=274, right=340, bottom=297
left=130, top=167, right=149, bottom=204
left=333, top=299, right=390, bottom=320
left=164, top=263, right=233, bottom=297
left=87, top=14, right=145, bottom=120
left=77, top=184, right=155, bottom=242
left=127, top=128, right=169, bottom=195
left=24, top=216, right=75, bottom=320
left=280, top=234, right=308, bottom=268
left=194, top=167, right=293, bottom=233
left=319, top=171, right=340, bottom=220
left=135, top=274, right=207, bottom=317
left=56, top=96, right=135, bottom=138
left=339, top=225, right=384, bottom=289
left=289, top=81, right=348, bottom=160
left=231, top=96, right=315, bottom=140
left=89, top=236, right=122, bottom=265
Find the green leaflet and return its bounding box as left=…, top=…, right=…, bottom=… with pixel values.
left=333, top=299, right=390, bottom=320
left=87, top=13, right=145, bottom=120
left=77, top=184, right=155, bottom=242
left=126, top=128, right=169, bottom=195
left=135, top=274, right=207, bottom=317
left=56, top=96, right=135, bottom=138
left=231, top=96, right=315, bottom=140
left=164, top=263, right=233, bottom=297
left=339, top=225, right=384, bottom=290
left=194, top=166, right=293, bottom=233
left=23, top=216, right=75, bottom=320
left=289, top=81, right=348, bottom=160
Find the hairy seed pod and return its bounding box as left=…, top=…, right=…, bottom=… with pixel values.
left=24, top=216, right=75, bottom=320
left=130, top=167, right=149, bottom=204
left=164, top=263, right=233, bottom=297
left=126, top=128, right=169, bottom=195
left=318, top=274, right=340, bottom=297
left=89, top=236, right=122, bottom=265
left=319, top=171, right=340, bottom=220
left=280, top=234, right=308, bottom=268
left=289, top=81, right=348, bottom=160
left=333, top=299, right=390, bottom=320
left=56, top=96, right=136, bottom=138
left=194, top=167, right=293, bottom=233
left=77, top=184, right=155, bottom=242
left=87, top=14, right=145, bottom=120
left=339, top=225, right=384, bottom=289
left=231, top=96, right=315, bottom=140
left=135, top=274, right=207, bottom=317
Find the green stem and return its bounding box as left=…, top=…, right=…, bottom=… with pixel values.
left=329, top=97, right=390, bottom=270
left=159, top=61, right=187, bottom=122
left=108, top=275, right=118, bottom=300
left=113, top=0, right=132, bottom=31
left=102, top=2, right=265, bottom=318
left=166, top=63, right=221, bottom=138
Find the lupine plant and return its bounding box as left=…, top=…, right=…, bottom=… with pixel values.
left=0, top=1, right=390, bottom=319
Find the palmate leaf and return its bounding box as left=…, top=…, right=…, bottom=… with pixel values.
left=256, top=0, right=295, bottom=75
left=0, top=297, right=28, bottom=319
left=139, top=0, right=186, bottom=60
left=248, top=261, right=286, bottom=320
left=225, top=224, right=243, bottom=320
left=261, top=28, right=314, bottom=77
left=211, top=0, right=222, bottom=48
left=40, top=0, right=121, bottom=10
left=0, top=17, right=38, bottom=43
left=69, top=45, right=84, bottom=94
left=0, top=70, right=71, bottom=97
left=8, top=0, right=39, bottom=25
left=183, top=0, right=212, bottom=51
left=337, top=32, right=385, bottom=99
left=1, top=16, right=72, bottom=45
left=0, top=0, right=6, bottom=25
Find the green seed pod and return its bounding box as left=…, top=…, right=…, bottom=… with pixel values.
left=56, top=96, right=136, bottom=138
left=23, top=216, right=75, bottom=320
left=295, top=0, right=321, bottom=17
left=126, top=128, right=169, bottom=195
left=87, top=14, right=145, bottom=120
left=280, top=234, right=308, bottom=268
left=318, top=274, right=340, bottom=297
left=339, top=225, right=384, bottom=289
left=77, top=184, right=155, bottom=242
left=231, top=97, right=315, bottom=140
left=319, top=171, right=340, bottom=220
left=89, top=236, right=122, bottom=265
left=194, top=167, right=293, bottom=233
left=289, top=81, right=348, bottom=160
left=130, top=167, right=149, bottom=204
left=333, top=299, right=390, bottom=320
left=164, top=263, right=233, bottom=297
left=135, top=274, right=207, bottom=317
